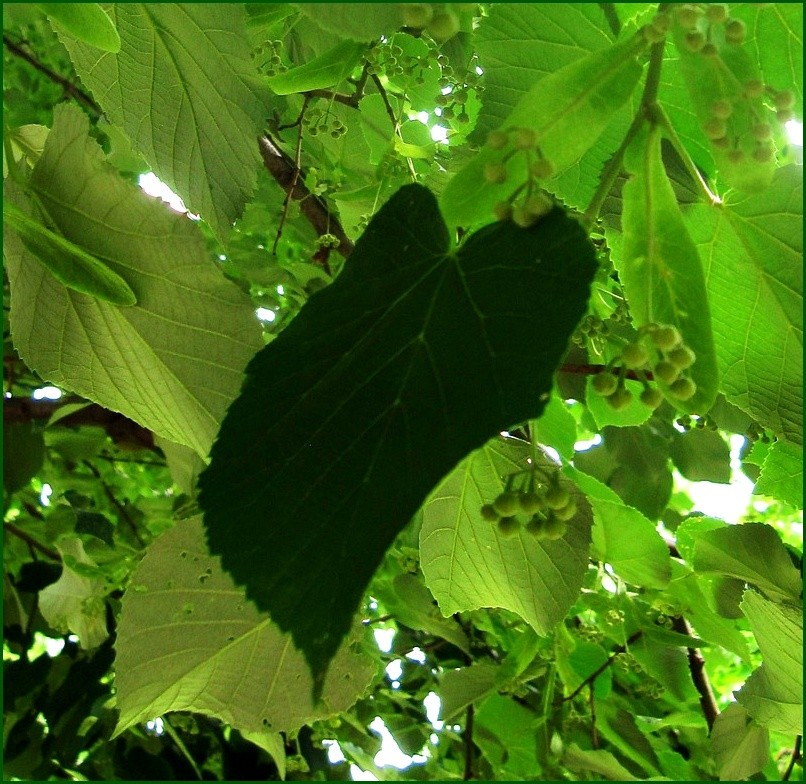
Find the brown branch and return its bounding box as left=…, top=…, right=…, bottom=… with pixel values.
left=273, top=97, right=309, bottom=255
left=258, top=134, right=354, bottom=259
left=671, top=616, right=719, bottom=731
left=4, top=522, right=61, bottom=561
left=563, top=631, right=643, bottom=703
left=3, top=34, right=101, bottom=115
left=782, top=736, right=802, bottom=781
left=462, top=704, right=475, bottom=780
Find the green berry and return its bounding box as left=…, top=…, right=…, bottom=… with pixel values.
left=669, top=377, right=697, bottom=401
left=684, top=31, right=706, bottom=52
left=553, top=499, right=577, bottom=521
left=654, top=360, right=680, bottom=384
left=483, top=162, right=507, bottom=184
left=525, top=516, right=546, bottom=538
left=651, top=324, right=682, bottom=351
left=512, top=127, right=536, bottom=150
left=545, top=486, right=570, bottom=510
left=774, top=90, right=795, bottom=111
left=724, top=18, right=746, bottom=44
left=542, top=515, right=568, bottom=541
left=497, top=516, right=520, bottom=538
left=704, top=117, right=727, bottom=140
left=428, top=11, right=460, bottom=42
left=640, top=387, right=664, bottom=409
left=751, top=123, right=772, bottom=140
left=481, top=504, right=499, bottom=522
left=621, top=342, right=649, bottom=369
left=651, top=11, right=672, bottom=33
left=643, top=24, right=666, bottom=45
left=523, top=193, right=552, bottom=219
left=592, top=372, right=619, bottom=396
left=442, top=106, right=455, bottom=120
left=711, top=99, right=733, bottom=119
left=777, top=109, right=794, bottom=124
left=493, top=492, right=519, bottom=517
left=667, top=345, right=696, bottom=369
left=530, top=158, right=555, bottom=179
left=486, top=130, right=509, bottom=149
left=701, top=42, right=719, bottom=57
left=519, top=492, right=543, bottom=514
left=705, top=4, right=729, bottom=23
left=493, top=201, right=513, bottom=222
left=675, top=4, right=702, bottom=29
left=744, top=79, right=765, bottom=98
left=512, top=205, right=538, bottom=228
left=606, top=386, right=633, bottom=410
left=753, top=144, right=774, bottom=162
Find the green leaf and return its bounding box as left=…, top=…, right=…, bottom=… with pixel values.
left=267, top=40, right=365, bottom=95
left=669, top=428, right=731, bottom=484
left=39, top=537, right=109, bottom=650
left=3, top=124, right=50, bottom=177
left=4, top=201, right=137, bottom=306
left=756, top=439, right=803, bottom=508
left=565, top=466, right=671, bottom=588
left=532, top=394, right=577, bottom=460
left=440, top=34, right=645, bottom=227
left=684, top=165, right=803, bottom=445
left=60, top=4, right=266, bottom=241
left=38, top=3, right=120, bottom=52
left=620, top=123, right=719, bottom=413
left=439, top=664, right=499, bottom=722
left=474, top=695, right=542, bottom=780
left=295, top=3, right=403, bottom=40
left=3, top=104, right=262, bottom=458
left=3, top=422, right=45, bottom=494
left=586, top=376, right=656, bottom=429
left=114, top=516, right=375, bottom=737
left=691, top=522, right=802, bottom=602
left=711, top=702, right=770, bottom=782
left=239, top=731, right=286, bottom=780
left=564, top=744, right=638, bottom=781
left=736, top=590, right=803, bottom=734
left=557, top=640, right=611, bottom=699
left=421, top=437, right=592, bottom=634
left=200, top=184, right=596, bottom=689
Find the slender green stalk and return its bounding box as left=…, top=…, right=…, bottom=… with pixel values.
left=162, top=716, right=203, bottom=780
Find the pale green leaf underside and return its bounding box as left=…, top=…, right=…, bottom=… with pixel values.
left=737, top=590, right=803, bottom=734
left=711, top=703, right=770, bottom=782
left=420, top=437, right=592, bottom=634
left=685, top=165, right=803, bottom=444
left=115, top=516, right=375, bottom=736
left=756, top=439, right=803, bottom=508
left=60, top=3, right=265, bottom=240
left=4, top=105, right=261, bottom=457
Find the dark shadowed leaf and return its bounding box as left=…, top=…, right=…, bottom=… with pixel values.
left=199, top=184, right=597, bottom=688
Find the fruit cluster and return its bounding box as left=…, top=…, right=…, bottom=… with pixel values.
left=399, top=4, right=477, bottom=43
left=303, top=107, right=347, bottom=139
left=252, top=39, right=289, bottom=79
left=481, top=472, right=577, bottom=542
left=591, top=323, right=697, bottom=410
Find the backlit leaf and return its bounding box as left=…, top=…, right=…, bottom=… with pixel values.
left=711, top=702, right=770, bottom=782
left=267, top=40, right=365, bottom=95
left=38, top=3, right=120, bottom=52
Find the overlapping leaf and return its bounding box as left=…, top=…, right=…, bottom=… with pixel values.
left=420, top=437, right=593, bottom=633
left=60, top=4, right=266, bottom=240
left=199, top=184, right=597, bottom=687
left=4, top=105, right=262, bottom=457
left=684, top=165, right=803, bottom=444
left=114, top=516, right=375, bottom=736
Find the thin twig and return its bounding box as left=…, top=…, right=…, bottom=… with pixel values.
left=671, top=616, right=719, bottom=730
left=162, top=716, right=203, bottom=780
left=81, top=461, right=146, bottom=548
left=782, top=736, right=802, bottom=781
left=463, top=704, right=475, bottom=780
left=369, top=73, right=417, bottom=181
left=3, top=34, right=101, bottom=115
left=589, top=683, right=599, bottom=749
left=563, top=631, right=643, bottom=703
left=273, top=97, right=309, bottom=255
left=4, top=522, right=61, bottom=561
left=559, top=362, right=654, bottom=382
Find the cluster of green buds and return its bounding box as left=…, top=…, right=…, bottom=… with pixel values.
left=303, top=107, right=347, bottom=139
left=366, top=42, right=409, bottom=80
left=484, top=126, right=556, bottom=228
left=252, top=39, right=289, bottom=78
left=591, top=322, right=697, bottom=410
left=745, top=421, right=773, bottom=444
left=314, top=233, right=340, bottom=250
left=399, top=4, right=478, bottom=43
left=675, top=413, right=718, bottom=432
left=481, top=469, right=577, bottom=541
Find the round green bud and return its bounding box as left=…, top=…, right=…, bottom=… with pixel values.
left=667, top=345, right=696, bottom=369
left=774, top=90, right=795, bottom=111
left=727, top=149, right=745, bottom=164
left=453, top=89, right=468, bottom=105
left=545, top=485, right=570, bottom=510
left=481, top=503, right=499, bottom=522
left=654, top=360, right=680, bottom=384
left=621, top=342, right=650, bottom=369
left=525, top=516, right=546, bottom=538
left=553, top=499, right=578, bottom=521
left=542, top=515, right=568, bottom=540
left=651, top=324, right=682, bottom=350
left=701, top=42, right=719, bottom=57
left=684, top=31, right=706, bottom=52
left=428, top=11, right=460, bottom=42
left=724, top=18, right=746, bottom=44
left=486, top=130, right=509, bottom=149
left=523, top=193, right=553, bottom=219
left=530, top=158, right=555, bottom=179
left=744, top=79, right=765, bottom=98
left=493, top=201, right=513, bottom=222
left=497, top=516, right=520, bottom=538
left=606, top=386, right=633, bottom=410
left=751, top=123, right=772, bottom=140
left=704, top=117, right=728, bottom=140
left=512, top=205, right=538, bottom=228
left=493, top=492, right=519, bottom=517
left=442, top=106, right=455, bottom=120
left=519, top=492, right=543, bottom=514
left=483, top=162, right=507, bottom=184
left=669, top=377, right=697, bottom=401
left=642, top=24, right=666, bottom=45
left=457, top=111, right=470, bottom=124
left=651, top=11, right=672, bottom=33
left=753, top=144, right=774, bottom=162
left=640, top=387, right=664, bottom=409
left=674, top=4, right=702, bottom=29
left=777, top=109, right=794, bottom=124
left=711, top=99, right=733, bottom=119
left=592, top=372, right=619, bottom=396
left=512, top=127, right=537, bottom=150
left=705, top=4, right=729, bottom=23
